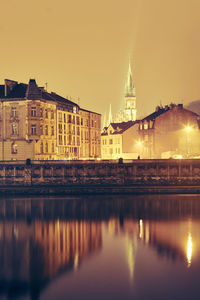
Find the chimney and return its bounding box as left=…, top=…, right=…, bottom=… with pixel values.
left=26, top=79, right=42, bottom=100
left=4, top=79, right=18, bottom=97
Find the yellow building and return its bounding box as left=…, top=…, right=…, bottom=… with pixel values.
left=0, top=79, right=101, bottom=160
left=80, top=109, right=101, bottom=159
left=101, top=121, right=139, bottom=160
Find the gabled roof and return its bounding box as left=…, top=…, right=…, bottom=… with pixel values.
left=141, top=106, right=169, bottom=122
left=102, top=121, right=138, bottom=136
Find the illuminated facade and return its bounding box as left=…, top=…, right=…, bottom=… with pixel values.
left=138, top=104, right=200, bottom=159
left=101, top=121, right=140, bottom=159
left=0, top=79, right=101, bottom=160
left=80, top=109, right=101, bottom=159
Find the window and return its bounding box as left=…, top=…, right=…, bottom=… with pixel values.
left=77, top=127, right=80, bottom=135
left=73, top=116, right=75, bottom=124
left=68, top=114, right=71, bottom=123
left=40, top=125, right=43, bottom=135
left=31, top=124, right=36, bottom=135
left=12, top=124, right=18, bottom=135
left=11, top=107, right=17, bottom=117
left=109, top=139, right=113, bottom=145
left=58, top=112, right=62, bottom=122
left=73, top=106, right=77, bottom=114
left=76, top=117, right=80, bottom=125
left=77, top=137, right=80, bottom=146
left=45, top=109, right=48, bottom=118
left=51, top=111, right=54, bottom=119
left=31, top=106, right=37, bottom=117
left=52, top=143, right=54, bottom=153
left=51, top=126, right=54, bottom=136
left=144, top=123, right=148, bottom=130
left=59, top=135, right=62, bottom=145
left=45, top=142, right=48, bottom=153
left=11, top=142, right=17, bottom=154
left=64, top=124, right=66, bottom=134
left=58, top=124, right=62, bottom=133
left=64, top=114, right=66, bottom=123
left=40, top=108, right=43, bottom=117
left=45, top=125, right=48, bottom=135
left=64, top=135, right=66, bottom=145
left=81, top=118, right=83, bottom=126
left=40, top=142, right=43, bottom=153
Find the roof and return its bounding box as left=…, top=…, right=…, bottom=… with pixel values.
left=102, top=121, right=138, bottom=136
left=80, top=107, right=101, bottom=116
left=0, top=79, right=79, bottom=108
left=141, top=106, right=169, bottom=122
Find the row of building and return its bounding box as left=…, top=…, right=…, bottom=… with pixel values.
left=1, top=69, right=200, bottom=161
left=101, top=103, right=200, bottom=159
left=0, top=79, right=101, bottom=160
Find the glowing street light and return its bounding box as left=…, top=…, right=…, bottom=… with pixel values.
left=136, top=140, right=142, bottom=146
left=185, top=125, right=192, bottom=131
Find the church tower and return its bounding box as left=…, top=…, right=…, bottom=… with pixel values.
left=124, top=61, right=136, bottom=121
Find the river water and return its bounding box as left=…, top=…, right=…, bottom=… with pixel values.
left=0, top=194, right=200, bottom=300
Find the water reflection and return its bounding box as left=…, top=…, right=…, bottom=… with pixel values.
left=0, top=195, right=200, bottom=299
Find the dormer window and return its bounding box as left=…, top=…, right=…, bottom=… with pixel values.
left=144, top=123, right=148, bottom=130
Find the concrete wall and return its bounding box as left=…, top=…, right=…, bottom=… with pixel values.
left=1, top=159, right=200, bottom=187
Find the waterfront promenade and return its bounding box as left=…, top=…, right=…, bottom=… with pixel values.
left=0, top=159, right=200, bottom=195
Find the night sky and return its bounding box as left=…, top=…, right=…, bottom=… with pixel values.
left=1, top=0, right=200, bottom=118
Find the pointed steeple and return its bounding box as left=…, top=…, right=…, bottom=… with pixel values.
left=125, top=60, right=136, bottom=97
left=26, top=79, right=42, bottom=100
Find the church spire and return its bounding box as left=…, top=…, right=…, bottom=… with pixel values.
left=125, top=60, right=136, bottom=98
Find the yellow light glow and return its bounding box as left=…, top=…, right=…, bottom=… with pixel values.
left=186, top=233, right=193, bottom=267
left=137, top=141, right=142, bottom=146
left=139, top=219, right=143, bottom=239
left=185, top=125, right=192, bottom=131
left=177, top=155, right=183, bottom=159
left=97, top=157, right=101, bottom=161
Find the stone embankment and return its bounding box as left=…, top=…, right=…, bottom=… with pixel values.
left=0, top=159, right=200, bottom=195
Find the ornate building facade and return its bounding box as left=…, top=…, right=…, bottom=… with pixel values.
left=0, top=79, right=101, bottom=160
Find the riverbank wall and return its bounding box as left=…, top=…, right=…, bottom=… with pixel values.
left=0, top=159, right=200, bottom=195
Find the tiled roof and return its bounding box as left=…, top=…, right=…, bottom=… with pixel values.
left=102, top=121, right=137, bottom=135
left=141, top=107, right=169, bottom=122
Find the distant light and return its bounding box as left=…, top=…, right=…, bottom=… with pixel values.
left=187, top=233, right=192, bottom=268
left=137, top=141, right=142, bottom=146
left=177, top=155, right=183, bottom=159
left=97, top=157, right=101, bottom=161
left=185, top=125, right=192, bottom=131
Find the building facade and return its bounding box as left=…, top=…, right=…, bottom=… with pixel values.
left=101, top=104, right=200, bottom=160
left=0, top=79, right=101, bottom=160
left=138, top=104, right=200, bottom=159
left=101, top=121, right=140, bottom=159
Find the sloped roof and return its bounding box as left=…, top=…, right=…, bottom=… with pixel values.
left=0, top=79, right=79, bottom=108
left=102, top=121, right=138, bottom=136
left=141, top=107, right=169, bottom=122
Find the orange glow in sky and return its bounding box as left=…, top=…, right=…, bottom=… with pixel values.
left=1, top=0, right=200, bottom=117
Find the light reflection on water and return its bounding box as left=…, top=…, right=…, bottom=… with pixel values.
left=0, top=195, right=200, bottom=300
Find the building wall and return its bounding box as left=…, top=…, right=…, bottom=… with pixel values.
left=139, top=105, right=200, bottom=159
left=80, top=109, right=101, bottom=159
left=0, top=94, right=100, bottom=161
left=101, top=127, right=122, bottom=159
